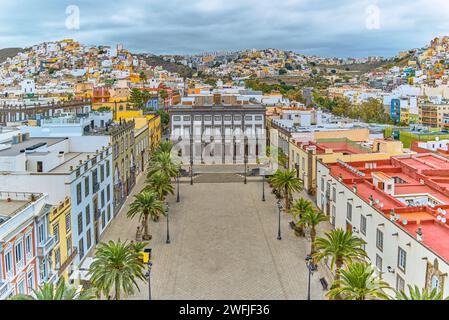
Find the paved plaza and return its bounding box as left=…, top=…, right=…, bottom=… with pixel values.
left=100, top=171, right=329, bottom=300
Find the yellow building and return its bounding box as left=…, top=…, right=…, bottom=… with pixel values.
left=49, top=197, right=76, bottom=281
left=114, top=109, right=162, bottom=157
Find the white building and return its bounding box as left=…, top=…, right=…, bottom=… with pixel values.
left=316, top=154, right=449, bottom=296
left=0, top=133, right=114, bottom=269
left=20, top=79, right=36, bottom=95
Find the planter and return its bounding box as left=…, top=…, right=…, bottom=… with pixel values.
left=293, top=225, right=305, bottom=237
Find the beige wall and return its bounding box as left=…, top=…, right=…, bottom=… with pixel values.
left=314, top=128, right=370, bottom=142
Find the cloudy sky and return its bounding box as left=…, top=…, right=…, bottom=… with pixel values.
left=0, top=0, right=448, bottom=57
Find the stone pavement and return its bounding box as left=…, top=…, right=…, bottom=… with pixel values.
left=100, top=173, right=329, bottom=300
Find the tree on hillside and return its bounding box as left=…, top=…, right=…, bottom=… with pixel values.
left=129, top=89, right=143, bottom=108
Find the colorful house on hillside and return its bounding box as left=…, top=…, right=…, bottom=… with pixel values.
left=391, top=99, right=401, bottom=124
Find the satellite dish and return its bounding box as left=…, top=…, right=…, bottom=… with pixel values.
left=375, top=199, right=380, bottom=204
left=438, top=208, right=443, bottom=214
left=443, top=210, right=447, bottom=216
left=438, top=215, right=442, bottom=221
left=443, top=218, right=447, bottom=224
left=402, top=219, right=408, bottom=225
left=396, top=214, right=401, bottom=221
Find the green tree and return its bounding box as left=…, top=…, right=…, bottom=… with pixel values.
left=127, top=191, right=165, bottom=240
left=97, top=106, right=111, bottom=112
left=10, top=280, right=97, bottom=300
left=129, top=89, right=143, bottom=108
left=332, top=96, right=352, bottom=117
left=159, top=90, right=168, bottom=104
left=145, top=171, right=174, bottom=201
left=139, top=71, right=147, bottom=83
left=395, top=285, right=449, bottom=300
left=269, top=169, right=303, bottom=210
left=147, top=151, right=180, bottom=179
left=360, top=98, right=390, bottom=124
left=289, top=198, right=313, bottom=237
left=301, top=208, right=328, bottom=255
left=156, top=140, right=174, bottom=154
left=88, top=240, right=147, bottom=300
left=156, top=109, right=170, bottom=127
left=313, top=229, right=367, bottom=285
left=327, top=262, right=391, bottom=300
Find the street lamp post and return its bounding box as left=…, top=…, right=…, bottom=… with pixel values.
left=176, top=174, right=180, bottom=202
left=305, top=255, right=317, bottom=300
left=244, top=158, right=248, bottom=185
left=190, top=159, right=193, bottom=186
left=277, top=199, right=282, bottom=240
left=146, top=262, right=153, bottom=300
left=262, top=173, right=266, bottom=202
left=165, top=204, right=170, bottom=244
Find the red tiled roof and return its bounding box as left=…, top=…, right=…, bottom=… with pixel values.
left=326, top=154, right=449, bottom=263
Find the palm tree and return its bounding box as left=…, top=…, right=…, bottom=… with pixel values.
left=88, top=240, right=147, bottom=300
left=327, top=262, right=391, bottom=300
left=301, top=208, right=328, bottom=255
left=127, top=191, right=165, bottom=240
left=313, top=228, right=367, bottom=284
left=269, top=169, right=303, bottom=210
left=145, top=171, right=174, bottom=201
left=156, top=140, right=174, bottom=154
left=147, top=151, right=180, bottom=179
left=10, top=280, right=96, bottom=300
left=395, top=285, right=449, bottom=300
left=289, top=198, right=313, bottom=237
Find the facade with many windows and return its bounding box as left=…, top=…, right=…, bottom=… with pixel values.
left=170, top=103, right=266, bottom=165
left=49, top=196, right=76, bottom=282
left=317, top=154, right=449, bottom=296
left=0, top=192, right=48, bottom=299
left=0, top=133, right=114, bottom=285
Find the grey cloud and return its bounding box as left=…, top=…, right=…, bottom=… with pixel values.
left=0, top=0, right=447, bottom=57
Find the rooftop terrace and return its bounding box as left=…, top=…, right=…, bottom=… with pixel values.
left=326, top=153, right=449, bottom=262
left=0, top=191, right=43, bottom=226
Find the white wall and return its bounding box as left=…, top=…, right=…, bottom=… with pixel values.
left=0, top=173, right=68, bottom=204
left=316, top=161, right=449, bottom=297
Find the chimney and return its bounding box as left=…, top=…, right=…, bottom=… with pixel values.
left=369, top=195, right=374, bottom=206
left=353, top=182, right=357, bottom=193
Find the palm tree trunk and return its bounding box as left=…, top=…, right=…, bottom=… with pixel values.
left=310, top=227, right=317, bottom=255
left=115, top=285, right=121, bottom=300
left=284, top=186, right=289, bottom=210
left=142, top=214, right=151, bottom=240
left=335, top=259, right=343, bottom=283
left=331, top=258, right=344, bottom=300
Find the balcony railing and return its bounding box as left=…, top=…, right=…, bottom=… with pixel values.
left=0, top=282, right=12, bottom=300
left=37, top=235, right=56, bottom=258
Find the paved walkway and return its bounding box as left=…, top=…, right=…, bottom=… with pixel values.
left=100, top=173, right=329, bottom=300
